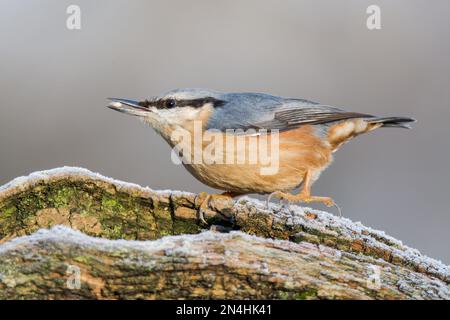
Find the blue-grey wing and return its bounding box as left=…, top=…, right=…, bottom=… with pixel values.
left=206, top=93, right=373, bottom=132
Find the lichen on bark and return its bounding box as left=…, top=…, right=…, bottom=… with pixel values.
left=0, top=174, right=202, bottom=243
left=0, top=167, right=449, bottom=300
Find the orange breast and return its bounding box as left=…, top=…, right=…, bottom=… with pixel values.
left=279, top=125, right=332, bottom=169
left=179, top=125, right=334, bottom=193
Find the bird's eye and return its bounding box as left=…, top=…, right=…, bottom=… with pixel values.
left=165, top=99, right=176, bottom=108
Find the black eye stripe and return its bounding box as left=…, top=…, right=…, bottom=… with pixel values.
left=139, top=97, right=226, bottom=109
left=138, top=99, right=151, bottom=108
left=182, top=97, right=226, bottom=108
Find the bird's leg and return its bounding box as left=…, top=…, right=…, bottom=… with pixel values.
left=267, top=170, right=341, bottom=215
left=195, top=191, right=241, bottom=225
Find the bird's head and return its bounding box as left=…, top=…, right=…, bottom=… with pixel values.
left=107, top=88, right=226, bottom=135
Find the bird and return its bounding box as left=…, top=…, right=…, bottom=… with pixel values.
left=107, top=88, right=415, bottom=218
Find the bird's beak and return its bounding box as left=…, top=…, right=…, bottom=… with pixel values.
left=107, top=98, right=151, bottom=117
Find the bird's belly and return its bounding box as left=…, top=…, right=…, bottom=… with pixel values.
left=180, top=125, right=333, bottom=194
left=183, top=162, right=304, bottom=193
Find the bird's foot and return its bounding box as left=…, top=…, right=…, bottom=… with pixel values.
left=266, top=193, right=291, bottom=211
left=195, top=192, right=235, bottom=225
left=267, top=191, right=342, bottom=217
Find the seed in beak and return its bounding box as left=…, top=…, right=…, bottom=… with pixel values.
left=109, top=101, right=123, bottom=108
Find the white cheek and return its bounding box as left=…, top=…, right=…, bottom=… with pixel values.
left=159, top=107, right=201, bottom=124
left=151, top=107, right=162, bottom=117
left=159, top=109, right=179, bottom=123
left=181, top=108, right=202, bottom=120
left=145, top=108, right=172, bottom=124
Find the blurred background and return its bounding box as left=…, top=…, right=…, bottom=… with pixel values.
left=1, top=0, right=449, bottom=262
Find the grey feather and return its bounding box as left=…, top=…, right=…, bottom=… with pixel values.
left=206, top=92, right=374, bottom=132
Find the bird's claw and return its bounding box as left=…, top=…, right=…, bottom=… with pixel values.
left=195, top=192, right=236, bottom=225
left=320, top=197, right=343, bottom=217
left=331, top=201, right=342, bottom=217
left=267, top=191, right=283, bottom=206
left=266, top=191, right=292, bottom=212
left=195, top=192, right=211, bottom=225
left=198, top=207, right=209, bottom=225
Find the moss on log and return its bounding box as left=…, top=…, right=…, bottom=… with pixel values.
left=0, top=167, right=449, bottom=299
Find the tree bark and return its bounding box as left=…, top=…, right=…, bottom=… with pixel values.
left=0, top=167, right=449, bottom=299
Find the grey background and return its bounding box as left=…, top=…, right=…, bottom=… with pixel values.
left=1, top=1, right=449, bottom=262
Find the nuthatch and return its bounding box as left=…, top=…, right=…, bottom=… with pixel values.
left=107, top=88, right=415, bottom=216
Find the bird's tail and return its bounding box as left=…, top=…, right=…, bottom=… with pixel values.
left=366, top=116, right=416, bottom=129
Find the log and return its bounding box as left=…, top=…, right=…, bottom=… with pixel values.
left=0, top=167, right=449, bottom=299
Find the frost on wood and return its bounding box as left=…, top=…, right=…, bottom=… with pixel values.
left=1, top=226, right=449, bottom=299
left=0, top=167, right=449, bottom=300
